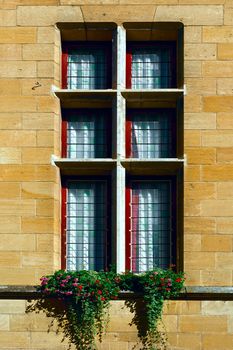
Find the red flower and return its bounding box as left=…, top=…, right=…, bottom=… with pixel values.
left=78, top=285, right=83, bottom=290
left=175, top=278, right=182, bottom=283
left=97, top=290, right=102, bottom=295
left=95, top=280, right=100, bottom=284
left=101, top=297, right=105, bottom=301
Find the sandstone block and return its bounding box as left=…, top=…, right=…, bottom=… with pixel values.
left=186, top=148, right=216, bottom=165
left=0, top=61, right=36, bottom=78
left=37, top=27, right=56, bottom=43
left=216, top=253, right=233, bottom=269
left=184, top=131, right=201, bottom=146
left=184, top=199, right=201, bottom=216
left=184, top=165, right=201, bottom=181
left=22, top=43, right=54, bottom=60
left=217, top=182, right=233, bottom=199
left=201, top=234, right=232, bottom=251
left=0, top=252, right=21, bottom=267
left=202, top=301, right=233, bottom=315
left=36, top=199, right=54, bottom=217
left=202, top=131, right=233, bottom=147
left=21, top=78, right=54, bottom=96
left=216, top=147, right=233, bottom=163
left=0, top=267, right=37, bottom=285
left=0, top=148, right=21, bottom=164
left=202, top=165, right=233, bottom=181
left=184, top=252, right=215, bottom=269
left=179, top=0, right=224, bottom=3
left=0, top=96, right=36, bottom=112
left=0, top=234, right=36, bottom=251
left=155, top=5, right=223, bottom=25
left=184, top=26, right=201, bottom=43
left=201, top=270, right=232, bottom=286
left=0, top=9, right=16, bottom=26
left=21, top=252, right=53, bottom=267
left=0, top=331, right=30, bottom=347
left=17, top=6, right=83, bottom=26
left=177, top=334, right=201, bottom=350
left=0, top=44, right=21, bottom=60
left=185, top=78, right=216, bottom=95
left=184, top=60, right=202, bottom=77
left=37, top=61, right=54, bottom=78
left=224, top=8, right=233, bottom=25
left=201, top=200, right=233, bottom=216
left=185, top=113, right=216, bottom=130
left=62, top=0, right=119, bottom=3
left=184, top=217, right=216, bottom=234
left=22, top=182, right=55, bottom=199
left=36, top=234, right=54, bottom=252
left=217, top=79, right=233, bottom=95
left=203, top=334, right=233, bottom=349
left=81, top=5, right=155, bottom=22
left=218, top=43, right=233, bottom=59
left=184, top=96, right=201, bottom=112
left=185, top=234, right=201, bottom=251
left=0, top=113, right=21, bottom=129
left=203, top=62, right=233, bottom=78
left=0, top=182, right=20, bottom=199
left=185, top=44, right=216, bottom=60
left=203, top=26, right=233, bottom=42
left=0, top=130, right=36, bottom=147
left=37, top=96, right=59, bottom=113
left=179, top=315, right=227, bottom=332
left=37, top=130, right=54, bottom=147
left=22, top=147, right=52, bottom=164
left=21, top=217, right=54, bottom=233
left=22, top=113, right=54, bottom=130
left=0, top=216, right=21, bottom=233
left=217, top=217, right=233, bottom=233
left=185, top=182, right=216, bottom=199
left=0, top=200, right=35, bottom=216
left=203, top=96, right=233, bottom=112
left=0, top=300, right=25, bottom=314
left=163, top=300, right=201, bottom=315
left=0, top=27, right=36, bottom=43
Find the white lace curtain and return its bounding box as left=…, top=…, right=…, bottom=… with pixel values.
left=66, top=182, right=106, bottom=271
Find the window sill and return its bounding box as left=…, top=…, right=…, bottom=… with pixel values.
left=1, top=286, right=233, bottom=301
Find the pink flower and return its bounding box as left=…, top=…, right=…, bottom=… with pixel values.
left=72, top=283, right=78, bottom=287
left=60, top=284, right=65, bottom=287
left=65, top=291, right=73, bottom=296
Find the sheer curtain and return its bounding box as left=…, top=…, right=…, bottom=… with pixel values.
left=131, top=112, right=171, bottom=158
left=131, top=182, right=170, bottom=273
left=67, top=49, right=107, bottom=89
left=66, top=182, right=106, bottom=271
left=67, top=114, right=106, bottom=158
left=131, top=48, right=171, bottom=89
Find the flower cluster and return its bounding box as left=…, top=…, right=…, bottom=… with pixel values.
left=39, top=270, right=120, bottom=304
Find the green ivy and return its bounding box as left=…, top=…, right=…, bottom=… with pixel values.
left=36, top=268, right=185, bottom=350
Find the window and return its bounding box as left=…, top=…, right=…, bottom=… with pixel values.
left=126, top=109, right=176, bottom=158
left=62, top=42, right=112, bottom=89
left=126, top=179, right=176, bottom=273
left=62, top=109, right=112, bottom=158
left=58, top=22, right=184, bottom=273
left=62, top=178, right=111, bottom=271
left=126, top=42, right=176, bottom=89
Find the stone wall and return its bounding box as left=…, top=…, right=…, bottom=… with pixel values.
left=0, top=298, right=233, bottom=350
left=0, top=0, right=233, bottom=348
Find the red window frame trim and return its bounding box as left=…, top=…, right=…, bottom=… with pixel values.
left=61, top=108, right=112, bottom=159
left=61, top=176, right=112, bottom=271
left=126, top=41, right=177, bottom=89
left=125, top=176, right=177, bottom=271
left=126, top=108, right=177, bottom=159
left=62, top=41, right=112, bottom=89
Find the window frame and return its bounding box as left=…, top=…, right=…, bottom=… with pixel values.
left=125, top=175, right=177, bottom=272
left=126, top=108, right=177, bottom=159
left=62, top=41, right=112, bottom=90
left=126, top=41, right=177, bottom=89
left=61, top=108, right=112, bottom=159
left=61, top=176, right=112, bottom=271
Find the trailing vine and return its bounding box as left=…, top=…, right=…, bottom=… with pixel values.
left=31, top=268, right=185, bottom=350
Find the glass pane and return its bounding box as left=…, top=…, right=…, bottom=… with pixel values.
left=66, top=181, right=107, bottom=271
left=131, top=110, right=173, bottom=158
left=67, top=112, right=109, bottom=158
left=130, top=181, right=171, bottom=273
left=131, top=47, right=172, bottom=89
left=67, top=48, right=108, bottom=89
